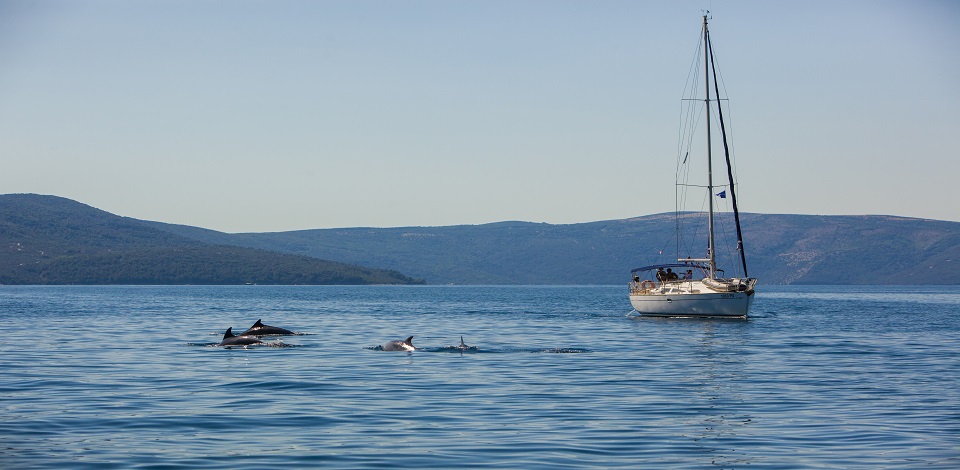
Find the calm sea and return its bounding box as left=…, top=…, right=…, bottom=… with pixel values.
left=1, top=285, right=957, bottom=468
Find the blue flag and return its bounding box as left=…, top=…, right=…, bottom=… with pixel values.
left=716, top=190, right=727, bottom=199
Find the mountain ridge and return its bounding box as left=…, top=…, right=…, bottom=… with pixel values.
left=145, top=205, right=960, bottom=285
left=0, top=194, right=423, bottom=285
left=3, top=193, right=958, bottom=285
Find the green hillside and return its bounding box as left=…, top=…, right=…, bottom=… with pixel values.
left=5, top=193, right=958, bottom=285
left=151, top=212, right=960, bottom=285
left=0, top=194, right=423, bottom=285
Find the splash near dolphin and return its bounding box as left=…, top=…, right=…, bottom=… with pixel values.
left=241, top=319, right=295, bottom=336
left=381, top=336, right=415, bottom=351
left=218, top=327, right=263, bottom=348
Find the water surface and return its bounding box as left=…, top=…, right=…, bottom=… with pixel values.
left=1, top=285, right=957, bottom=468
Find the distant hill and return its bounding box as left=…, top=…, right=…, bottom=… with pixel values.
left=147, top=210, right=960, bottom=286
left=4, top=194, right=958, bottom=285
left=0, top=194, right=423, bottom=285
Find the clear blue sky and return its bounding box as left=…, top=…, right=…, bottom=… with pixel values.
left=1, top=0, right=957, bottom=232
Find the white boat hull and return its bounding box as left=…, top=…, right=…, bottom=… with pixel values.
left=629, top=281, right=754, bottom=317
left=627, top=16, right=758, bottom=318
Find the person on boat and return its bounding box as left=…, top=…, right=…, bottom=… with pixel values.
left=633, top=273, right=640, bottom=283
left=656, top=268, right=666, bottom=282
left=666, top=268, right=679, bottom=281
left=684, top=269, right=694, bottom=280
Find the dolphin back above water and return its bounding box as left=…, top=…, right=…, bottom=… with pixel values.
left=219, top=327, right=263, bottom=347
left=382, top=336, right=415, bottom=351
left=454, top=336, right=478, bottom=351
left=241, top=319, right=295, bottom=336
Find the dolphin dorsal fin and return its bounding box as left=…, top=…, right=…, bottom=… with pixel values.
left=460, top=336, right=466, bottom=347
left=252, top=319, right=264, bottom=327
left=405, top=336, right=414, bottom=346
left=223, top=327, right=235, bottom=339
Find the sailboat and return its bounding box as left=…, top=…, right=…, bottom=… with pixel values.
left=628, top=14, right=757, bottom=318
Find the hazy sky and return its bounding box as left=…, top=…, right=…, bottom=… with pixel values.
left=1, top=0, right=958, bottom=232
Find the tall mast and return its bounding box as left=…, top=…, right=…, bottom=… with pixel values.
left=708, top=25, right=750, bottom=278
left=703, top=14, right=716, bottom=278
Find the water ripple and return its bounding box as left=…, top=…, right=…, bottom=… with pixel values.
left=0, top=285, right=957, bottom=468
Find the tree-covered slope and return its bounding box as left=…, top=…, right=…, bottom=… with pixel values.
left=0, top=194, right=422, bottom=285
left=7, top=193, right=957, bottom=285
left=154, top=212, right=960, bottom=285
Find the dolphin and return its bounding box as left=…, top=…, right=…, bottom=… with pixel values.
left=382, top=336, right=415, bottom=351
left=452, top=336, right=479, bottom=351
left=219, top=327, right=263, bottom=347
left=241, top=319, right=294, bottom=336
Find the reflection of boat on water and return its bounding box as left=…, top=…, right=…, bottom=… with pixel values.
left=629, top=14, right=757, bottom=318
left=685, top=321, right=752, bottom=466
